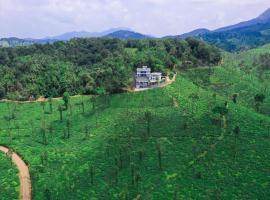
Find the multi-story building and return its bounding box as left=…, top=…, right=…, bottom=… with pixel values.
left=136, top=66, right=162, bottom=89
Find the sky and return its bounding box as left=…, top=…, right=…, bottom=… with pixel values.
left=0, top=0, right=269, bottom=38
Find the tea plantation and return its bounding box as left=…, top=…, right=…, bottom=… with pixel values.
left=0, top=153, right=19, bottom=200
left=0, top=46, right=270, bottom=199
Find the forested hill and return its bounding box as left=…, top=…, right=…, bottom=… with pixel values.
left=0, top=38, right=221, bottom=100
left=169, top=8, right=270, bottom=52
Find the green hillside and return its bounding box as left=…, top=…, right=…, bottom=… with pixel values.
left=183, top=44, right=270, bottom=113
left=0, top=44, right=270, bottom=199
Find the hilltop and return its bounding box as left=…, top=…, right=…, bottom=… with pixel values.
left=105, top=30, right=151, bottom=39
left=0, top=37, right=221, bottom=100
left=165, top=28, right=210, bottom=39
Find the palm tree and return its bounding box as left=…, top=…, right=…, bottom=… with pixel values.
left=84, top=125, right=90, bottom=140
left=66, top=118, right=71, bottom=138
left=81, top=96, right=85, bottom=114
left=254, top=94, right=266, bottom=112
left=157, top=143, right=162, bottom=170
left=29, top=120, right=35, bottom=138
left=58, top=105, right=64, bottom=121
left=40, top=127, right=47, bottom=145
left=40, top=101, right=46, bottom=113
left=232, top=93, right=238, bottom=104
left=63, top=92, right=70, bottom=110
left=233, top=126, right=240, bottom=161
left=212, top=105, right=229, bottom=129
left=91, top=96, right=99, bottom=126
left=144, top=111, right=152, bottom=138
left=48, top=97, right=53, bottom=113
left=89, top=164, right=94, bottom=185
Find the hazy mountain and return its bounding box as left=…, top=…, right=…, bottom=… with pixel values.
left=42, top=31, right=98, bottom=41
left=215, top=8, right=270, bottom=32
left=164, top=8, right=270, bottom=52
left=0, top=28, right=134, bottom=47
left=0, top=37, right=34, bottom=47
left=105, top=30, right=151, bottom=39
left=179, top=28, right=210, bottom=38
left=199, top=8, right=270, bottom=51
left=40, top=27, right=132, bottom=41
left=201, top=22, right=270, bottom=51
left=2, top=8, right=270, bottom=50
left=165, top=28, right=210, bottom=39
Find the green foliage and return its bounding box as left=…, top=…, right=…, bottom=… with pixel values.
left=0, top=69, right=269, bottom=199
left=182, top=45, right=270, bottom=115
left=212, top=105, right=229, bottom=116
left=2, top=41, right=270, bottom=200
left=48, top=97, right=53, bottom=113
left=0, top=154, right=19, bottom=199
left=254, top=94, right=266, bottom=112
left=0, top=38, right=221, bottom=100
left=255, top=94, right=266, bottom=103
left=63, top=92, right=70, bottom=110
left=257, top=53, right=270, bottom=71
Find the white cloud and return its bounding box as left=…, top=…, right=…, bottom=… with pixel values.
left=0, top=0, right=269, bottom=38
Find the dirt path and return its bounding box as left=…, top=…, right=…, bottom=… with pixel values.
left=172, top=96, right=179, bottom=108
left=162, top=72, right=177, bottom=88
left=168, top=94, right=179, bottom=108
left=0, top=94, right=93, bottom=104
left=0, top=146, right=31, bottom=200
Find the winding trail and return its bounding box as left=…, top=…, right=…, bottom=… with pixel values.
left=0, top=146, right=31, bottom=200
left=169, top=95, right=179, bottom=108
left=0, top=94, right=93, bottom=103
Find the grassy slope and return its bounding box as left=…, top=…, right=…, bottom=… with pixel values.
left=0, top=154, right=19, bottom=200
left=183, top=45, right=270, bottom=114
left=0, top=46, right=270, bottom=199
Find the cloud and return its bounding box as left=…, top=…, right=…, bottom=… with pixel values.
left=0, top=0, right=269, bottom=38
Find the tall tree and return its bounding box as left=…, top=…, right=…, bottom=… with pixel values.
left=58, top=105, right=64, bottom=121
left=212, top=105, right=229, bottom=129
left=144, top=111, right=152, bottom=138
left=254, top=94, right=265, bottom=112
left=63, top=92, right=70, bottom=110
left=48, top=97, right=53, bottom=113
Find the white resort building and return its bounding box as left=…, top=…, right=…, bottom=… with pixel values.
left=136, top=66, right=163, bottom=89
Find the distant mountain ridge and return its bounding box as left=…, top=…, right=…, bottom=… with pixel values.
left=165, top=28, right=210, bottom=39
left=41, top=27, right=132, bottom=41
left=105, top=30, right=151, bottom=39
left=2, top=8, right=270, bottom=51
left=259, top=8, right=270, bottom=20
left=200, top=8, right=270, bottom=51
left=165, top=8, right=270, bottom=51
left=0, top=37, right=34, bottom=47
left=215, top=8, right=270, bottom=32
left=0, top=28, right=150, bottom=47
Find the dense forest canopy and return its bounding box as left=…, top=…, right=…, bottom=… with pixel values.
left=0, top=38, right=221, bottom=100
